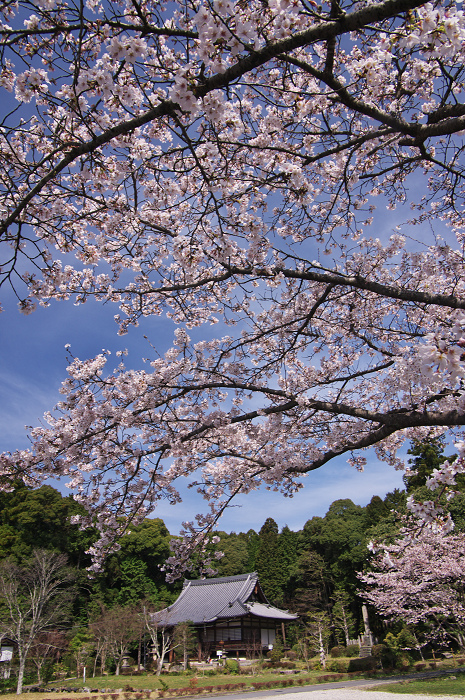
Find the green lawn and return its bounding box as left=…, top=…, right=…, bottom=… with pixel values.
left=369, top=675, right=465, bottom=695
left=3, top=660, right=464, bottom=700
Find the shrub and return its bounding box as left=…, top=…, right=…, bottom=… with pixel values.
left=345, top=644, right=360, bottom=657
left=267, top=638, right=284, bottom=663
left=326, top=658, right=350, bottom=673
left=224, top=659, right=239, bottom=674
left=284, top=651, right=297, bottom=661
left=347, top=657, right=378, bottom=673
left=330, top=646, right=344, bottom=658
left=371, top=644, right=387, bottom=659
left=267, top=661, right=296, bottom=669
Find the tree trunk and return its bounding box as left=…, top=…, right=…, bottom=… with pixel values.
left=319, top=628, right=326, bottom=670
left=341, top=608, right=350, bottom=646
left=16, top=652, right=27, bottom=695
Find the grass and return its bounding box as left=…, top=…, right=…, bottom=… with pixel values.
left=2, top=659, right=464, bottom=700
left=0, top=669, right=349, bottom=700
left=368, top=674, right=465, bottom=695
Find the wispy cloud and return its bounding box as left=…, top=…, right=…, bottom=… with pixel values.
left=151, top=452, right=406, bottom=535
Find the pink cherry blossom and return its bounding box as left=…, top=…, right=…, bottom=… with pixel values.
left=359, top=530, right=465, bottom=642
left=1, top=0, right=465, bottom=572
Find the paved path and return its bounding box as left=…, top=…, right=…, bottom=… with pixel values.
left=247, top=689, right=463, bottom=700
left=205, top=673, right=464, bottom=700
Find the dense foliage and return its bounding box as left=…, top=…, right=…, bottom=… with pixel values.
left=4, top=437, right=465, bottom=686
left=2, top=433, right=465, bottom=689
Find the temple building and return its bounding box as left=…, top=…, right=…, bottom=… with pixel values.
left=155, top=572, right=297, bottom=660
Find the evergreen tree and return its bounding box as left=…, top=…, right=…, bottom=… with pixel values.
left=302, top=500, right=370, bottom=593
left=365, top=496, right=389, bottom=528
left=255, top=518, right=283, bottom=604
left=0, top=482, right=94, bottom=566
left=277, top=526, right=299, bottom=603
left=241, top=529, right=260, bottom=572
left=214, top=532, right=250, bottom=577
left=288, top=549, right=330, bottom=614
left=403, top=436, right=455, bottom=492
left=87, top=518, right=175, bottom=613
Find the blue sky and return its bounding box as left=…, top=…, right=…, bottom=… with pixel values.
left=0, top=281, right=406, bottom=536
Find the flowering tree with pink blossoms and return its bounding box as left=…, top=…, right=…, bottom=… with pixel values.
left=359, top=530, right=465, bottom=646
left=2, top=0, right=465, bottom=573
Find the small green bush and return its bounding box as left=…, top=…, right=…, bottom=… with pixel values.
left=345, top=645, right=360, bottom=657
left=330, top=646, right=344, bottom=658
left=267, top=638, right=284, bottom=663
left=284, top=650, right=297, bottom=660
left=224, top=659, right=239, bottom=674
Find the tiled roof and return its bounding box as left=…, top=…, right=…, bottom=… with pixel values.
left=246, top=602, right=297, bottom=621
left=154, top=572, right=297, bottom=626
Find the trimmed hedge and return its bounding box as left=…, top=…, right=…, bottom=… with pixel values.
left=347, top=657, right=378, bottom=673
left=326, top=658, right=350, bottom=673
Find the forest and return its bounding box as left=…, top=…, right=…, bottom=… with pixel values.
left=1, top=437, right=465, bottom=692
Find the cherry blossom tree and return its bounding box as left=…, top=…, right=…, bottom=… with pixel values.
left=359, top=530, right=465, bottom=646
left=1, top=0, right=465, bottom=572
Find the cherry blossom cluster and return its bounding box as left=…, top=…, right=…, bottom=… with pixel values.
left=1, top=0, right=465, bottom=572
left=360, top=530, right=465, bottom=640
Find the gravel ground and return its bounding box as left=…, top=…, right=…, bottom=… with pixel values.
left=265, top=687, right=463, bottom=700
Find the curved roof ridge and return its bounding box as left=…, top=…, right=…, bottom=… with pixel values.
left=235, top=572, right=254, bottom=603
left=208, top=573, right=256, bottom=619
left=186, top=572, right=255, bottom=586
